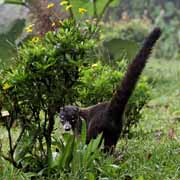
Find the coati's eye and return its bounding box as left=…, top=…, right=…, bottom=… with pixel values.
left=71, top=116, right=76, bottom=122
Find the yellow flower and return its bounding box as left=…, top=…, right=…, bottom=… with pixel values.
left=25, top=28, right=33, bottom=33
left=2, top=82, right=11, bottom=90
left=25, top=24, right=34, bottom=33
left=52, top=22, right=56, bottom=27
left=65, top=4, right=72, bottom=11
left=85, top=19, right=90, bottom=23
left=91, top=63, right=98, bottom=68
left=59, top=20, right=63, bottom=25
left=60, top=1, right=68, bottom=6
left=47, top=3, right=55, bottom=9
left=78, top=8, right=87, bottom=14
left=31, top=36, right=40, bottom=43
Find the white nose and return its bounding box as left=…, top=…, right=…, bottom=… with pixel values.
left=63, top=123, right=72, bottom=131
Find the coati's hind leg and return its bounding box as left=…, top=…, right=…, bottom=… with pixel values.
left=86, top=119, right=104, bottom=148
left=86, top=123, right=100, bottom=144
left=103, top=132, right=120, bottom=153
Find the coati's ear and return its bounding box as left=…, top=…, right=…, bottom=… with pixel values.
left=60, top=107, right=64, bottom=111
left=72, top=106, right=79, bottom=112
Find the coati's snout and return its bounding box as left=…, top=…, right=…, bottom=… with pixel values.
left=63, top=122, right=72, bottom=131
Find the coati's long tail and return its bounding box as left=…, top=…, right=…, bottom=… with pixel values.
left=108, top=27, right=161, bottom=117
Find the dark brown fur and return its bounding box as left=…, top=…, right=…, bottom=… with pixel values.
left=60, top=28, right=161, bottom=152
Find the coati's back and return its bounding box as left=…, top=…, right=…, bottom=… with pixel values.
left=80, top=102, right=109, bottom=123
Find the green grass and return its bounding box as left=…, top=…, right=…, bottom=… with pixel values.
left=116, top=58, right=180, bottom=179
left=0, top=58, right=180, bottom=179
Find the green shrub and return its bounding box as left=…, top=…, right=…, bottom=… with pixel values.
left=77, top=61, right=151, bottom=135
left=0, top=19, right=97, bottom=172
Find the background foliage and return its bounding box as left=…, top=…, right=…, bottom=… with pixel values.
left=112, top=0, right=180, bottom=59
left=0, top=0, right=179, bottom=179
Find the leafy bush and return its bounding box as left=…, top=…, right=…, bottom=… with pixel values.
left=0, top=19, right=97, bottom=172
left=77, top=61, right=151, bottom=135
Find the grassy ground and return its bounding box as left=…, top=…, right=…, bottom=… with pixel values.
left=0, top=58, right=180, bottom=179
left=116, top=58, right=180, bottom=179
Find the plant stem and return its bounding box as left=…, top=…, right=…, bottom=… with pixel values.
left=93, top=0, right=97, bottom=18
left=97, top=0, right=114, bottom=23
left=67, top=0, right=74, bottom=20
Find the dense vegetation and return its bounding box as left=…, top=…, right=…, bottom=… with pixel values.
left=0, top=0, right=179, bottom=179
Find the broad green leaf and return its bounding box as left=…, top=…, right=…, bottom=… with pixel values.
left=91, top=133, right=102, bottom=152
left=137, top=176, right=144, bottom=180
left=103, top=38, right=140, bottom=61
left=81, top=120, right=87, bottom=145
left=69, top=0, right=120, bottom=19
left=4, top=0, right=26, bottom=5
left=86, top=172, right=95, bottom=180
left=56, top=135, right=75, bottom=169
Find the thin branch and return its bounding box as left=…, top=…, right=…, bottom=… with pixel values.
left=67, top=0, right=74, bottom=20
left=12, top=125, right=26, bottom=152
left=97, top=0, right=114, bottom=23
left=93, top=0, right=97, bottom=18
left=6, top=120, right=13, bottom=159
left=1, top=154, right=20, bottom=168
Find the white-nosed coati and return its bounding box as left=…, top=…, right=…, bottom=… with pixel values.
left=59, top=28, right=161, bottom=152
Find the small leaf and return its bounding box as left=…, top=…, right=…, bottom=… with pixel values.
left=86, top=172, right=95, bottom=180
left=168, top=128, right=177, bottom=140
left=2, top=82, right=12, bottom=90
left=137, top=176, right=144, bottom=180
left=4, top=0, right=26, bottom=5
left=103, top=38, right=139, bottom=61
left=81, top=120, right=87, bottom=145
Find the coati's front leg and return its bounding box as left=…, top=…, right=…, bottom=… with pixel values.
left=87, top=123, right=119, bottom=153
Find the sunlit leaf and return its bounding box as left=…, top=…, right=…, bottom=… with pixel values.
left=103, top=38, right=139, bottom=61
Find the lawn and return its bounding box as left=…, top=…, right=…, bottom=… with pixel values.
left=0, top=58, right=180, bottom=179
left=116, top=58, right=180, bottom=179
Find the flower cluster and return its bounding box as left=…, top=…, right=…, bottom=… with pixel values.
left=31, top=36, right=40, bottom=43
left=47, top=3, right=55, bottom=9
left=25, top=24, right=34, bottom=33
left=78, top=8, right=87, bottom=14
left=59, top=1, right=87, bottom=13
left=60, top=1, right=72, bottom=11
left=25, top=2, right=88, bottom=33
left=60, top=1, right=68, bottom=6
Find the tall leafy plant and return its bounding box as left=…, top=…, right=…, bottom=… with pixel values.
left=0, top=19, right=97, bottom=171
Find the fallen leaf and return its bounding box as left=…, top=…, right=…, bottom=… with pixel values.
left=168, top=128, right=177, bottom=140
